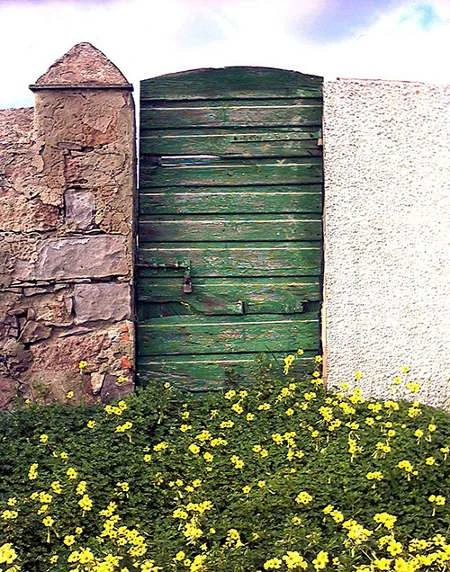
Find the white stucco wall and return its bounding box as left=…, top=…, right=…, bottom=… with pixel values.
left=323, top=79, right=450, bottom=409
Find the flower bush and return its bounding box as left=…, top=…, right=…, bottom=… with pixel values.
left=0, top=356, right=449, bottom=572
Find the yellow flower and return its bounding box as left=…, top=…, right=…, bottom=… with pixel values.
left=64, top=535, right=76, bottom=546
left=0, top=543, right=17, bottom=565
left=153, top=441, right=168, bottom=452
left=242, top=485, right=252, bottom=494
left=283, top=354, right=295, bottom=375
left=144, top=454, right=152, bottom=463
left=1, top=510, right=18, bottom=520
left=312, top=551, right=329, bottom=570
left=203, top=452, right=214, bottom=463
left=66, top=390, right=74, bottom=399
left=66, top=467, right=78, bottom=480
left=175, top=551, right=185, bottom=561
left=87, top=420, right=96, bottom=429
left=264, top=557, right=283, bottom=569
left=231, top=402, right=244, bottom=414
left=366, top=471, right=384, bottom=481
left=406, top=382, right=421, bottom=393
left=386, top=538, right=403, bottom=556
left=331, top=510, right=344, bottom=523
left=78, top=360, right=87, bottom=370
left=116, top=421, right=133, bottom=433
left=283, top=551, right=308, bottom=570
left=78, top=494, right=93, bottom=512
left=230, top=455, right=244, bottom=469
left=425, top=456, right=436, bottom=465
left=116, top=375, right=128, bottom=384
left=28, top=463, right=38, bottom=480
left=246, top=413, right=255, bottom=421
left=224, top=389, right=236, bottom=400
left=295, top=491, right=313, bottom=505
left=39, top=434, right=48, bottom=444
left=257, top=480, right=266, bottom=488
left=116, top=481, right=129, bottom=492
left=42, top=516, right=54, bottom=527
left=373, top=558, right=392, bottom=570
left=180, top=424, right=191, bottom=432
left=374, top=512, right=397, bottom=530
left=257, top=403, right=271, bottom=411
left=6, top=498, right=17, bottom=507
left=354, top=370, right=363, bottom=380
left=76, top=481, right=87, bottom=495
left=314, top=355, right=323, bottom=364
left=189, top=443, right=200, bottom=455
left=400, top=366, right=410, bottom=374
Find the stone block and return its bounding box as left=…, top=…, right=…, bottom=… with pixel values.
left=20, top=321, right=52, bottom=343
left=14, top=235, right=129, bottom=281
left=0, top=376, right=17, bottom=409
left=65, top=189, right=96, bottom=230
left=100, top=373, right=133, bottom=403
left=74, top=282, right=131, bottom=324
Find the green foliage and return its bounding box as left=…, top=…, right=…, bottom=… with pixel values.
left=0, top=362, right=449, bottom=572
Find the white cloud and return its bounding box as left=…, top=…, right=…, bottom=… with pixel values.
left=0, top=0, right=448, bottom=109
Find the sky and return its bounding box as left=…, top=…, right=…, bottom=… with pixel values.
left=0, top=0, right=449, bottom=109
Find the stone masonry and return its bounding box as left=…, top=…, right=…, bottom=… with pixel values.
left=0, top=43, right=135, bottom=408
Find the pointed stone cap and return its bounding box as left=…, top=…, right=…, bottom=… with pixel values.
left=30, top=42, right=132, bottom=91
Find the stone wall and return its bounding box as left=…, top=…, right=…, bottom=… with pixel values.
left=322, top=79, right=450, bottom=409
left=0, top=43, right=135, bottom=408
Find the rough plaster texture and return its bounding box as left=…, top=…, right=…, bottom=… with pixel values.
left=0, top=43, right=135, bottom=408
left=323, top=79, right=450, bottom=409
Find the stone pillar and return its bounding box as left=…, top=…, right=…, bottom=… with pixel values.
left=0, top=43, right=135, bottom=407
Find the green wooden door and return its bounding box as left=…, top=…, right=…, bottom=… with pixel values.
left=137, top=67, right=323, bottom=390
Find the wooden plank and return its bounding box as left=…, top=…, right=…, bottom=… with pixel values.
left=137, top=351, right=317, bottom=391
left=139, top=127, right=322, bottom=157
left=137, top=277, right=321, bottom=316
left=140, top=158, right=323, bottom=186
left=140, top=100, right=322, bottom=129
left=139, top=214, right=321, bottom=242
left=138, top=312, right=320, bottom=355
left=141, top=67, right=322, bottom=101
left=138, top=242, right=321, bottom=277
left=139, top=188, right=322, bottom=215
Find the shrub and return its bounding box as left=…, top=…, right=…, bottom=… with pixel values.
left=0, top=357, right=449, bottom=571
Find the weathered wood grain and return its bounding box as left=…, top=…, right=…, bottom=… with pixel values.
left=137, top=351, right=317, bottom=391
left=138, top=312, right=320, bottom=355
left=140, top=67, right=322, bottom=101
left=140, top=157, right=323, bottom=186
left=139, top=127, right=322, bottom=157
left=138, top=241, right=322, bottom=277
left=137, top=277, right=321, bottom=315
left=140, top=100, right=322, bottom=129
left=139, top=213, right=322, bottom=242
left=139, top=187, right=322, bottom=214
